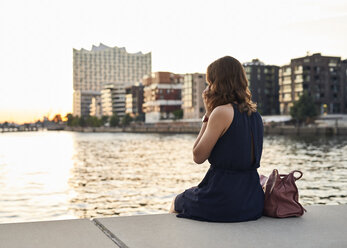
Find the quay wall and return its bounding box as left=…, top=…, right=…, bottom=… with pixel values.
left=64, top=123, right=347, bottom=136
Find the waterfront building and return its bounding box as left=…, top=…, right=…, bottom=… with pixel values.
left=73, top=43, right=151, bottom=117
left=182, top=73, right=207, bottom=120
left=89, top=96, right=102, bottom=118
left=243, top=59, right=280, bottom=115
left=101, top=82, right=132, bottom=118
left=73, top=90, right=101, bottom=117
left=142, top=72, right=183, bottom=123
left=279, top=53, right=345, bottom=115
left=125, top=83, right=144, bottom=120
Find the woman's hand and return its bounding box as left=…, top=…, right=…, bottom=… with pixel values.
left=202, top=85, right=212, bottom=116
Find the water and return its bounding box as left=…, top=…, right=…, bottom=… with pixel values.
left=0, top=131, right=346, bottom=224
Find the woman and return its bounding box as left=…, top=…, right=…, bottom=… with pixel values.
left=169, top=56, right=264, bottom=222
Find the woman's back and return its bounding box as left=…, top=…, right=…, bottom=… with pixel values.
left=208, top=102, right=264, bottom=170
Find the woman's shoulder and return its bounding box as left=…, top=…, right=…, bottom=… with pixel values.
left=212, top=103, right=235, bottom=116
left=209, top=104, right=235, bottom=137
left=209, top=104, right=234, bottom=123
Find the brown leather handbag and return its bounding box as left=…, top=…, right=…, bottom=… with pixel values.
left=260, top=169, right=307, bottom=218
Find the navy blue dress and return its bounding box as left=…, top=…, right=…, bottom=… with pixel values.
left=174, top=103, right=264, bottom=222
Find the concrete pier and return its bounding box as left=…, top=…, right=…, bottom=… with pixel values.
left=0, top=204, right=346, bottom=248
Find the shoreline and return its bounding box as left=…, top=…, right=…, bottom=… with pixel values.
left=2, top=124, right=347, bottom=136
left=63, top=125, right=347, bottom=136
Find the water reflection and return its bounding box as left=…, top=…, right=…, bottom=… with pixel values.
left=0, top=131, right=76, bottom=223
left=259, top=135, right=347, bottom=206
left=67, top=132, right=207, bottom=219
left=0, top=131, right=346, bottom=224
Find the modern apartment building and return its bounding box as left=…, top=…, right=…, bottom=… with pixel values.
left=101, top=82, right=132, bottom=118
left=125, top=83, right=144, bottom=119
left=73, top=90, right=101, bottom=117
left=243, top=59, right=280, bottom=115
left=142, top=72, right=183, bottom=123
left=182, top=73, right=207, bottom=119
left=73, top=43, right=151, bottom=117
left=279, top=53, right=345, bottom=115
left=89, top=96, right=102, bottom=117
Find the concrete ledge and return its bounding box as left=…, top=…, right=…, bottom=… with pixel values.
left=94, top=204, right=347, bottom=248
left=0, top=219, right=116, bottom=248
left=0, top=205, right=346, bottom=248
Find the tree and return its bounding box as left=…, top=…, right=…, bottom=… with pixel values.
left=290, top=91, right=319, bottom=125
left=79, top=116, right=86, bottom=127
left=110, top=113, right=120, bottom=127
left=52, top=114, right=62, bottom=123
left=65, top=113, right=74, bottom=126
left=172, top=109, right=183, bottom=120
left=65, top=113, right=81, bottom=127
left=121, top=113, right=133, bottom=126
left=86, top=116, right=102, bottom=127
left=134, top=113, right=145, bottom=122
left=71, top=117, right=80, bottom=126
left=101, top=115, right=109, bottom=126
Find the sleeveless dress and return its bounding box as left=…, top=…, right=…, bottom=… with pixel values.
left=174, top=103, right=264, bottom=222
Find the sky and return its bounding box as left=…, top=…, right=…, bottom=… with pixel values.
left=0, top=0, right=347, bottom=124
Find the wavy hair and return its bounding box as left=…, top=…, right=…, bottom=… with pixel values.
left=205, top=56, right=257, bottom=116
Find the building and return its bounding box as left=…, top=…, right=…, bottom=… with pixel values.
left=73, top=90, right=101, bottom=117
left=125, top=83, right=144, bottom=120
left=182, top=73, right=207, bottom=120
left=243, top=59, right=280, bottom=115
left=142, top=72, right=183, bottom=123
left=279, top=53, right=345, bottom=115
left=101, top=82, right=133, bottom=118
left=89, top=96, right=102, bottom=118
left=73, top=43, right=151, bottom=117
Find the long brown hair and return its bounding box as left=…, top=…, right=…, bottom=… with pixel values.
left=205, top=56, right=257, bottom=116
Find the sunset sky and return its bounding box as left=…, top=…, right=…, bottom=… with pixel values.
left=0, top=0, right=346, bottom=124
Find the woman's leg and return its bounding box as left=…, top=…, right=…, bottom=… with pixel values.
left=169, top=196, right=178, bottom=213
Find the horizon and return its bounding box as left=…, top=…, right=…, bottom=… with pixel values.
left=1, top=0, right=347, bottom=124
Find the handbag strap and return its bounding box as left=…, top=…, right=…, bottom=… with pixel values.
left=279, top=170, right=303, bottom=181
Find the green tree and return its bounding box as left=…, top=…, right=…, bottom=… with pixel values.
left=65, top=113, right=81, bottom=127
left=86, top=116, right=102, bottom=127
left=290, top=91, right=319, bottom=125
left=110, top=113, right=120, bottom=127
left=134, top=113, right=145, bottom=122
left=71, top=116, right=80, bottom=127
left=101, top=115, right=109, bottom=126
left=121, top=113, right=133, bottom=126
left=79, top=116, right=86, bottom=127
left=172, top=109, right=183, bottom=120
left=65, top=113, right=74, bottom=126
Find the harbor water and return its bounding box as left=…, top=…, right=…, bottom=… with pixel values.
left=0, top=131, right=346, bottom=224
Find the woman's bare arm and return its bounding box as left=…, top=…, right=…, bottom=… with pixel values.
left=192, top=107, right=233, bottom=164
left=193, top=119, right=208, bottom=150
